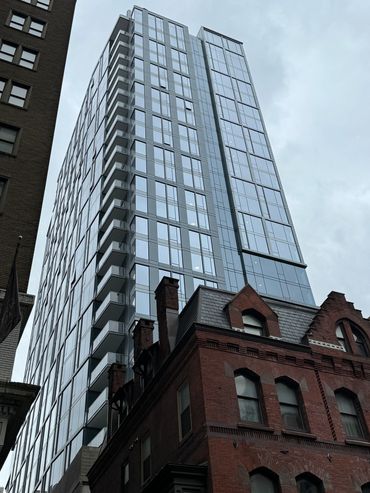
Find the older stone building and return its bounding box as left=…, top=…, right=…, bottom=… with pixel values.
left=0, top=0, right=76, bottom=471
left=88, top=278, right=370, bottom=492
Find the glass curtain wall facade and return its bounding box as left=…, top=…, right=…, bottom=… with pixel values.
left=8, top=7, right=314, bottom=493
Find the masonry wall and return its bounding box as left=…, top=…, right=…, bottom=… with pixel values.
left=0, top=0, right=76, bottom=293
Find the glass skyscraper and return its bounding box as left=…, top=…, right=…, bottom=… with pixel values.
left=8, top=6, right=314, bottom=492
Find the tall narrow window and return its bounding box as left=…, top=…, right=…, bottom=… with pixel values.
left=250, top=469, right=280, bottom=493
left=178, top=383, right=192, bottom=439
left=141, top=435, right=151, bottom=483
left=336, top=323, right=349, bottom=352
left=351, top=325, right=369, bottom=357
left=276, top=380, right=306, bottom=431
left=235, top=372, right=262, bottom=423
left=335, top=390, right=366, bottom=439
left=121, top=461, right=129, bottom=491
left=296, top=473, right=324, bottom=493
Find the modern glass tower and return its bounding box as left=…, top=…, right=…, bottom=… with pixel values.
left=8, top=6, right=315, bottom=492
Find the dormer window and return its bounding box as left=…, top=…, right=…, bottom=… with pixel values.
left=336, top=323, right=349, bottom=352
left=351, top=325, right=369, bottom=357
left=242, top=312, right=264, bottom=336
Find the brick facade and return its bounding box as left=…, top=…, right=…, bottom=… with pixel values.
left=88, top=281, right=370, bottom=492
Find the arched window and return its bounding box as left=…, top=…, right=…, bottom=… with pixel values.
left=335, top=390, right=366, bottom=439
left=276, top=379, right=306, bottom=431
left=296, top=473, right=324, bottom=493
left=242, top=311, right=264, bottom=336
left=336, top=323, right=350, bottom=352
left=361, top=483, right=370, bottom=493
left=351, top=325, right=369, bottom=357
left=234, top=372, right=263, bottom=423
left=250, top=468, right=280, bottom=493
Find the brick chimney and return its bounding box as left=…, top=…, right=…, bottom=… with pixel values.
left=108, top=363, right=126, bottom=438
left=155, top=276, right=179, bottom=360
left=133, top=318, right=154, bottom=362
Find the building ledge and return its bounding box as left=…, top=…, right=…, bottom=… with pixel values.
left=0, top=380, right=39, bottom=468
left=282, top=429, right=317, bottom=440
left=345, top=438, right=370, bottom=448
left=237, top=422, right=274, bottom=433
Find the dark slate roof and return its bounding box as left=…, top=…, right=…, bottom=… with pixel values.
left=177, top=286, right=318, bottom=345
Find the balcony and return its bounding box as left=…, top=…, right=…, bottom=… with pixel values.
left=103, top=161, right=130, bottom=194
left=99, top=219, right=128, bottom=252
left=101, top=179, right=129, bottom=212
left=88, top=427, right=107, bottom=448
left=92, top=321, right=125, bottom=358
left=99, top=199, right=129, bottom=232
left=94, top=291, right=126, bottom=329
left=96, top=241, right=129, bottom=277
left=87, top=388, right=109, bottom=428
left=90, top=352, right=125, bottom=392
left=96, top=266, right=127, bottom=301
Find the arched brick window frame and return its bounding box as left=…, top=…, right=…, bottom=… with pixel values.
left=250, top=467, right=281, bottom=493
left=275, top=377, right=308, bottom=432
left=296, top=472, right=325, bottom=492
left=335, top=319, right=370, bottom=357
left=334, top=388, right=368, bottom=440
left=361, top=482, right=370, bottom=493
left=234, top=368, right=266, bottom=425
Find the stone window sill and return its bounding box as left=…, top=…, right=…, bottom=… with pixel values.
left=345, top=438, right=370, bottom=447
left=282, top=429, right=317, bottom=440
left=237, top=422, right=274, bottom=433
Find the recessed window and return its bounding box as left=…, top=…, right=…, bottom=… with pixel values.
left=276, top=380, right=306, bottom=431
left=0, top=177, right=9, bottom=209
left=121, top=462, right=129, bottom=492
left=141, top=435, right=151, bottom=483
left=362, top=483, right=370, bottom=493
left=19, top=47, right=37, bottom=69
left=178, top=382, right=192, bottom=439
left=336, top=323, right=349, bottom=352
left=335, top=390, right=366, bottom=440
left=9, top=12, right=46, bottom=37
left=0, top=124, right=19, bottom=154
left=242, top=312, right=264, bottom=335
left=0, top=80, right=5, bottom=98
left=351, top=325, right=369, bottom=357
left=0, top=41, right=17, bottom=62
left=296, top=473, right=324, bottom=493
left=20, top=0, right=51, bottom=9
left=235, top=372, right=263, bottom=423
left=8, top=83, right=29, bottom=107
left=250, top=469, right=280, bottom=493
left=9, top=13, right=27, bottom=31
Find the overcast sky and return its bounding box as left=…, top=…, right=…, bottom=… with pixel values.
left=2, top=0, right=370, bottom=481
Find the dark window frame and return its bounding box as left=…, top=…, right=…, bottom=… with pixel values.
left=275, top=377, right=308, bottom=432
left=177, top=381, right=192, bottom=441
left=234, top=369, right=265, bottom=425
left=250, top=467, right=281, bottom=493
left=335, top=389, right=368, bottom=440
left=8, top=11, right=47, bottom=39
left=0, top=123, right=20, bottom=156
left=296, top=472, right=324, bottom=493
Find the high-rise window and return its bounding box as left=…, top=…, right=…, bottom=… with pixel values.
left=185, top=191, right=209, bottom=229
left=153, top=116, right=173, bottom=146
left=152, top=88, right=170, bottom=117
left=155, top=182, right=179, bottom=221
left=171, top=48, right=189, bottom=74
left=189, top=231, right=215, bottom=275
left=157, top=222, right=182, bottom=268
left=9, top=13, right=46, bottom=37
left=182, top=156, right=204, bottom=190
left=176, top=97, right=195, bottom=125
left=154, top=147, right=175, bottom=181
left=173, top=73, right=191, bottom=99
left=8, top=83, right=29, bottom=108
left=0, top=41, right=17, bottom=63
left=19, top=47, right=38, bottom=69
left=150, top=63, right=168, bottom=89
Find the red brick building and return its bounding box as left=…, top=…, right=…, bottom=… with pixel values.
left=88, top=277, right=370, bottom=492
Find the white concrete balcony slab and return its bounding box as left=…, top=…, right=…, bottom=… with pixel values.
left=90, top=352, right=125, bottom=392
left=87, top=388, right=109, bottom=428
left=94, top=291, right=126, bottom=329
left=99, top=199, right=129, bottom=232
left=103, top=161, right=129, bottom=194
left=96, top=241, right=129, bottom=277
left=96, top=266, right=127, bottom=301
left=99, top=219, right=128, bottom=252
left=101, top=179, right=129, bottom=212
left=88, top=427, right=107, bottom=448
left=92, top=321, right=124, bottom=358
